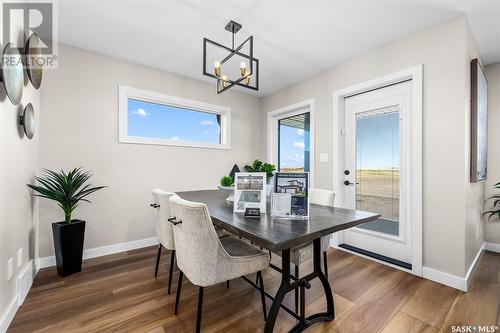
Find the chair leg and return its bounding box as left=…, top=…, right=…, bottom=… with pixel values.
left=294, top=264, right=299, bottom=314
left=174, top=270, right=183, bottom=315
left=226, top=280, right=230, bottom=288
left=323, top=251, right=328, bottom=281
left=167, top=250, right=175, bottom=294
left=257, top=271, right=267, bottom=321
left=154, top=244, right=162, bottom=277
left=196, top=286, right=204, bottom=333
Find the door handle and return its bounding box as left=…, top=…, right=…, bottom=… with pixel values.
left=344, top=180, right=354, bottom=186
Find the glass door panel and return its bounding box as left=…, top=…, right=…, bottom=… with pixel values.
left=278, top=112, right=311, bottom=173
left=355, top=107, right=400, bottom=236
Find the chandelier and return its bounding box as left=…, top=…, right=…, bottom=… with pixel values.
left=203, top=20, right=259, bottom=94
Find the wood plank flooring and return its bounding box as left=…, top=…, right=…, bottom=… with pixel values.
left=7, top=247, right=500, bottom=333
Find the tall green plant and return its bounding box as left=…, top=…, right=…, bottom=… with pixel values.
left=483, top=182, right=500, bottom=221
left=27, top=168, right=106, bottom=224
left=244, top=159, right=276, bottom=180
left=244, top=160, right=263, bottom=173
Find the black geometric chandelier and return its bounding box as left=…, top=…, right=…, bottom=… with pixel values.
left=203, top=20, right=259, bottom=94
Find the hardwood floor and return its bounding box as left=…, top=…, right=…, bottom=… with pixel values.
left=7, top=247, right=500, bottom=333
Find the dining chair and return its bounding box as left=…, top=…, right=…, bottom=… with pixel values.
left=151, top=189, right=230, bottom=294
left=169, top=195, right=270, bottom=333
left=151, top=189, right=177, bottom=294
left=274, top=188, right=335, bottom=313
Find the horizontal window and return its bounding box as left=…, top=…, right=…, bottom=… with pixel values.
left=119, top=86, right=231, bottom=149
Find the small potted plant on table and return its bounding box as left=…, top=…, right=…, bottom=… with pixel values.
left=27, top=168, right=106, bottom=276
left=218, top=175, right=235, bottom=201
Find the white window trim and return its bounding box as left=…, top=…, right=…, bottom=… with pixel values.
left=267, top=98, right=315, bottom=187
left=118, top=85, right=231, bottom=149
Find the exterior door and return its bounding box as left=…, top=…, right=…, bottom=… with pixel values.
left=340, top=81, right=412, bottom=266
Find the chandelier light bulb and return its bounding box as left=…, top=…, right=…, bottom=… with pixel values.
left=214, top=61, right=221, bottom=77
left=221, top=75, right=228, bottom=88
left=240, top=62, right=247, bottom=77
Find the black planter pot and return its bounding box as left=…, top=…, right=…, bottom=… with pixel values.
left=52, top=220, right=86, bottom=277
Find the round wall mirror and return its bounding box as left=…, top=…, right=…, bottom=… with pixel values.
left=0, top=43, right=24, bottom=105
left=21, top=103, right=35, bottom=139
left=25, top=32, right=43, bottom=89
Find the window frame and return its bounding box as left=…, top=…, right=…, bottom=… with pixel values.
left=267, top=98, right=315, bottom=187
left=118, top=85, right=231, bottom=149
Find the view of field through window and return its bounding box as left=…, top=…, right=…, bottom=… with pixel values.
left=355, top=109, right=400, bottom=235
left=278, top=112, right=310, bottom=173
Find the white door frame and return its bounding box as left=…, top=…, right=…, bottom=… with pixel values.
left=331, top=65, right=423, bottom=276
left=267, top=98, right=315, bottom=187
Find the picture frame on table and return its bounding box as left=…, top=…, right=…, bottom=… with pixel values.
left=233, top=172, right=267, bottom=213
left=274, top=172, right=309, bottom=219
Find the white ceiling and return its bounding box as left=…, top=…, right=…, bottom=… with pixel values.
left=55, top=0, right=500, bottom=96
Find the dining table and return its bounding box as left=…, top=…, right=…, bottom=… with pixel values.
left=177, top=190, right=380, bottom=333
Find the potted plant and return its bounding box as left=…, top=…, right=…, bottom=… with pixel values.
left=27, top=168, right=106, bottom=276
left=218, top=175, right=235, bottom=201
left=484, top=181, right=500, bottom=221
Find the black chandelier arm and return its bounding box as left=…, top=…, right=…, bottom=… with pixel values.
left=204, top=37, right=254, bottom=66
left=220, top=36, right=253, bottom=69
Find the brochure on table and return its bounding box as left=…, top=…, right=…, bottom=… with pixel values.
left=233, top=172, right=267, bottom=213
left=274, top=172, right=309, bottom=218
left=271, top=192, right=292, bottom=217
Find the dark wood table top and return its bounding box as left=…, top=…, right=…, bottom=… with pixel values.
left=177, top=190, right=380, bottom=251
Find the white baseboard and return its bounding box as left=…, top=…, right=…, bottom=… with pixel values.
left=422, top=243, right=485, bottom=292
left=37, top=237, right=158, bottom=270
left=464, top=243, right=485, bottom=290
left=0, top=296, right=18, bottom=333
left=0, top=259, right=37, bottom=333
left=485, top=241, right=500, bottom=253
left=17, top=260, right=36, bottom=306
left=333, top=240, right=485, bottom=292
left=422, top=266, right=467, bottom=291
left=0, top=297, right=18, bottom=333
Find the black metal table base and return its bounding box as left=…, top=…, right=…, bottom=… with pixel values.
left=240, top=238, right=335, bottom=332
left=265, top=238, right=335, bottom=333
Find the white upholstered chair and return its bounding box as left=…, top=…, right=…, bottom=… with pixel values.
left=151, top=189, right=177, bottom=294
left=151, top=189, right=229, bottom=294
left=169, top=195, right=270, bottom=333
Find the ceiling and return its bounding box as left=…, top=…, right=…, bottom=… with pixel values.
left=55, top=1, right=500, bottom=96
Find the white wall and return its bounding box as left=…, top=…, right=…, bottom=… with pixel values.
left=485, top=62, right=500, bottom=244
left=38, top=44, right=263, bottom=258
left=261, top=16, right=478, bottom=277
left=464, top=20, right=485, bottom=271
left=0, top=11, right=40, bottom=332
